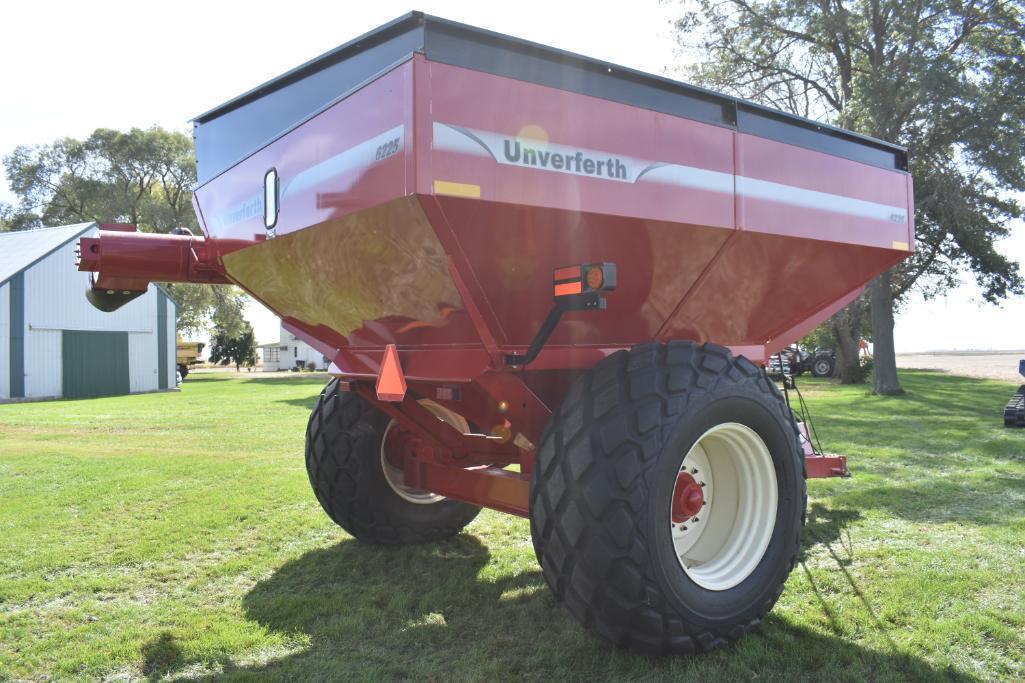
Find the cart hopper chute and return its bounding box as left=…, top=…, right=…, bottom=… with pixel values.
left=79, top=12, right=913, bottom=655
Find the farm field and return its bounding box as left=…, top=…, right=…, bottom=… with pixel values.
left=1, top=370, right=1023, bottom=681
left=896, top=351, right=1025, bottom=383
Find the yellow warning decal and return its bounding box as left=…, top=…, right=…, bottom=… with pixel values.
left=892, top=240, right=910, bottom=251
left=434, top=180, right=481, bottom=198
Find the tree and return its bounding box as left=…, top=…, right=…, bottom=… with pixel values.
left=671, top=0, right=1025, bottom=392
left=166, top=283, right=250, bottom=339
left=801, top=311, right=872, bottom=381
left=209, top=321, right=258, bottom=372
left=3, top=126, right=248, bottom=335
left=0, top=201, right=39, bottom=232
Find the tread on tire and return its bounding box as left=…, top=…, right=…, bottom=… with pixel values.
left=305, top=379, right=481, bottom=545
left=529, top=341, right=806, bottom=655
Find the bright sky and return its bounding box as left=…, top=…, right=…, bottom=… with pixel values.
left=2, top=0, right=1021, bottom=352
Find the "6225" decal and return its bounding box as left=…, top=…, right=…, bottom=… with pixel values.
left=375, top=137, right=401, bottom=161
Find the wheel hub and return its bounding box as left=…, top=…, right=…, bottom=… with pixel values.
left=379, top=400, right=470, bottom=505
left=380, top=420, right=444, bottom=504
left=669, top=422, right=778, bottom=591
left=671, top=472, right=704, bottom=522
left=382, top=425, right=426, bottom=470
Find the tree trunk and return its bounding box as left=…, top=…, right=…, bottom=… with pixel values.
left=869, top=269, right=904, bottom=395
left=831, top=309, right=865, bottom=384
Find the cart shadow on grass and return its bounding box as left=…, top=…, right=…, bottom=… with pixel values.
left=806, top=373, right=1024, bottom=527
left=143, top=522, right=973, bottom=682
left=798, top=503, right=896, bottom=648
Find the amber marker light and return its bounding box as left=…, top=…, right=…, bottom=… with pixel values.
left=552, top=262, right=617, bottom=299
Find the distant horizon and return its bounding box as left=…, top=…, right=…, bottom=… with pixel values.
left=229, top=299, right=1025, bottom=357
left=897, top=349, right=1025, bottom=355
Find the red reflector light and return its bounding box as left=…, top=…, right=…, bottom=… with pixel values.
left=586, top=266, right=604, bottom=290
left=554, top=281, right=583, bottom=297
left=553, top=265, right=582, bottom=282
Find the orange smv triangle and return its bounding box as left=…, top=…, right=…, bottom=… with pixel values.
left=376, top=344, right=407, bottom=402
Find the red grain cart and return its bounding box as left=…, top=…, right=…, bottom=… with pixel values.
left=78, top=13, right=913, bottom=655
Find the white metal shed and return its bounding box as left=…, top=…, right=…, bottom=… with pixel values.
left=0, top=223, right=177, bottom=401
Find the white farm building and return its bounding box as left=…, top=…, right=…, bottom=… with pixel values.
left=258, top=320, right=329, bottom=372
left=0, top=223, right=177, bottom=401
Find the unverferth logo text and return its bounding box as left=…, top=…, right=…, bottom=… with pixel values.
left=502, top=139, right=628, bottom=180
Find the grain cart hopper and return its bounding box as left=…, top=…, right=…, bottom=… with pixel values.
left=77, top=13, right=914, bottom=655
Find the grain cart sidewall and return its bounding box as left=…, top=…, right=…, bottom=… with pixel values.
left=651, top=393, right=804, bottom=623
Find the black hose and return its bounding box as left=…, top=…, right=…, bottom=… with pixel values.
left=776, top=352, right=825, bottom=455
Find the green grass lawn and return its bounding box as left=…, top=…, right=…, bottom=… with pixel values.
left=1, top=370, right=1023, bottom=681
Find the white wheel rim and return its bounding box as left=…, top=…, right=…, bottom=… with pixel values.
left=670, top=422, right=778, bottom=591
left=380, top=400, right=469, bottom=505
left=815, top=360, right=830, bottom=375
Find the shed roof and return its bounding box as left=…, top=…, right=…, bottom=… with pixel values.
left=0, top=222, right=96, bottom=287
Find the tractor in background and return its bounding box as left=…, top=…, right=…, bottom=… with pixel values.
left=767, top=345, right=837, bottom=379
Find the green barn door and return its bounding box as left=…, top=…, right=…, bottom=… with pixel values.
left=62, top=331, right=130, bottom=398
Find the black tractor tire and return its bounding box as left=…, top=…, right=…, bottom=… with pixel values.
left=530, top=341, right=806, bottom=655
left=811, top=355, right=836, bottom=378
left=305, top=379, right=481, bottom=545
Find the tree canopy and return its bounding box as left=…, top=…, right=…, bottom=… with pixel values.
left=2, top=126, right=248, bottom=335
left=209, top=321, right=258, bottom=372
left=671, top=0, right=1025, bottom=390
